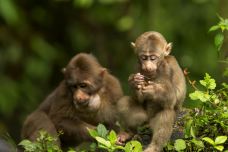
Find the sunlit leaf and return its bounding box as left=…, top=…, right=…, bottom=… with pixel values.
left=209, top=25, right=220, bottom=32
left=124, top=140, right=142, bottom=152
left=199, top=73, right=216, bottom=90
left=202, top=137, right=215, bottom=145
left=87, top=128, right=98, bottom=138
left=215, top=136, right=227, bottom=145
left=174, top=139, right=186, bottom=151
left=95, top=137, right=111, bottom=148
left=191, top=139, right=204, bottom=148
left=189, top=91, right=210, bottom=102
left=214, top=145, right=224, bottom=151
left=107, top=130, right=117, bottom=145
left=18, top=140, right=37, bottom=151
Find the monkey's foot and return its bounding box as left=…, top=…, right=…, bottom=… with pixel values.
left=143, top=144, right=161, bottom=152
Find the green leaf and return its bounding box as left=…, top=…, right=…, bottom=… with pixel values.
left=95, top=137, right=111, bottom=148
left=217, top=14, right=224, bottom=22
left=184, top=119, right=193, bottom=138
left=174, top=139, right=186, bottom=151
left=215, top=136, right=227, bottom=145
left=223, top=68, right=228, bottom=77
left=108, top=130, right=117, bottom=145
left=18, top=140, right=37, bottom=151
left=202, top=137, right=215, bottom=145
left=18, top=139, right=33, bottom=146
left=199, top=73, right=216, bottom=90
left=87, top=128, right=98, bottom=138
left=209, top=25, right=220, bottom=32
left=189, top=91, right=210, bottom=102
left=165, top=143, right=174, bottom=150
left=124, top=141, right=142, bottom=152
left=214, top=145, right=224, bottom=151
left=89, top=143, right=97, bottom=151
left=191, top=139, right=204, bottom=148
left=97, top=124, right=108, bottom=138
left=214, top=33, right=224, bottom=51
left=190, top=126, right=196, bottom=138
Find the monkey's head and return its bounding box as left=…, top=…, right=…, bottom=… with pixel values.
left=131, top=31, right=172, bottom=78
left=62, top=53, right=106, bottom=112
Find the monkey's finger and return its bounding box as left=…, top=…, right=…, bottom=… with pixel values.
left=142, top=85, right=154, bottom=90
left=134, top=76, right=145, bottom=81
left=147, top=81, right=155, bottom=84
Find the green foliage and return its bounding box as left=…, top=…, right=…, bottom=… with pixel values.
left=165, top=73, right=228, bottom=151
left=202, top=136, right=227, bottom=151
left=174, top=139, right=186, bottom=151
left=209, top=15, right=228, bottom=51
left=88, top=124, right=142, bottom=152
left=19, top=130, right=63, bottom=152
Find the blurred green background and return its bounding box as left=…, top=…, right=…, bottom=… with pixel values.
left=0, top=0, right=227, bottom=143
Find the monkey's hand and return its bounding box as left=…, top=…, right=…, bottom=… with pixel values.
left=116, top=131, right=132, bottom=145
left=128, top=73, right=146, bottom=90
left=141, top=82, right=155, bottom=95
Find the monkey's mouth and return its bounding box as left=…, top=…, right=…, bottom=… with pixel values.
left=74, top=100, right=89, bottom=108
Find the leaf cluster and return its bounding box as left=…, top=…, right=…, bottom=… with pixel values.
left=88, top=124, right=142, bottom=152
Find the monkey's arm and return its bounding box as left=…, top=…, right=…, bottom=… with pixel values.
left=21, top=111, right=60, bottom=145
left=141, top=80, right=176, bottom=109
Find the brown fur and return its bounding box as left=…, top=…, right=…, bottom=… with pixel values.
left=21, top=53, right=123, bottom=147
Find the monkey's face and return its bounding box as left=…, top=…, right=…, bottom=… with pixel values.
left=138, top=52, right=163, bottom=77
left=66, top=79, right=102, bottom=112
left=64, top=67, right=104, bottom=112
left=133, top=31, right=172, bottom=78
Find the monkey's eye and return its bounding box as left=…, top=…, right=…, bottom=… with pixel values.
left=140, top=55, right=148, bottom=60
left=150, top=55, right=157, bottom=61
left=69, top=84, right=77, bottom=90
left=78, top=83, right=88, bottom=88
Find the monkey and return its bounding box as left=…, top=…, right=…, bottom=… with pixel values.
left=21, top=53, right=124, bottom=148
left=117, top=31, right=186, bottom=152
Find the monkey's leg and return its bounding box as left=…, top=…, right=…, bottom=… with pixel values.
left=57, top=118, right=96, bottom=144
left=21, top=111, right=59, bottom=145
left=144, top=109, right=175, bottom=152
left=117, top=96, right=148, bottom=129
left=117, top=96, right=148, bottom=144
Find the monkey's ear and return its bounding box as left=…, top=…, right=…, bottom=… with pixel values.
left=131, top=42, right=138, bottom=54
left=130, top=42, right=136, bottom=48
left=99, top=68, right=107, bottom=77
left=61, top=68, right=66, bottom=74
left=165, top=42, right=172, bottom=56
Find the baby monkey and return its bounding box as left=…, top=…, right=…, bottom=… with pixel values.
left=118, top=31, right=186, bottom=152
